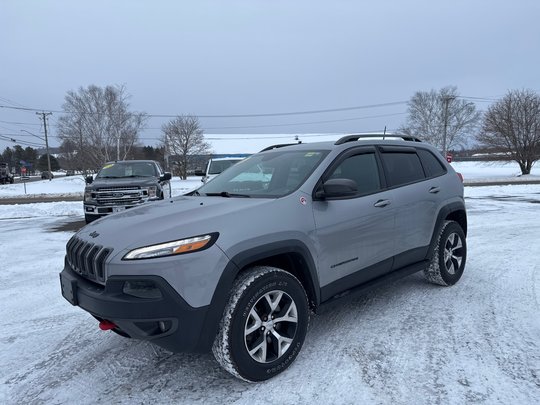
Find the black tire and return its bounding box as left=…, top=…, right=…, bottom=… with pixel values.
left=85, top=214, right=96, bottom=224
left=424, top=220, right=467, bottom=286
left=212, top=266, right=309, bottom=382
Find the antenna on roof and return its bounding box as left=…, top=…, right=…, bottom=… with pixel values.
left=383, top=126, right=387, bottom=139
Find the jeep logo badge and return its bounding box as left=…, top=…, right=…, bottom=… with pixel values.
left=89, top=231, right=100, bottom=238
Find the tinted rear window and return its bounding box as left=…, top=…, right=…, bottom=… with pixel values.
left=417, top=149, right=446, bottom=178
left=381, top=152, right=425, bottom=187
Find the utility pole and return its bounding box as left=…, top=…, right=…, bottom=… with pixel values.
left=36, top=112, right=53, bottom=181
left=442, top=96, right=455, bottom=157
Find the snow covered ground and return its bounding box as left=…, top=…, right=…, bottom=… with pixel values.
left=452, top=161, right=540, bottom=184
left=0, top=182, right=539, bottom=404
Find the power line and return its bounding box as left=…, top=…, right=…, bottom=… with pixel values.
left=0, top=105, right=59, bottom=113
left=0, top=111, right=406, bottom=131
left=458, top=96, right=499, bottom=102
left=0, top=119, right=41, bottom=126
left=137, top=130, right=392, bottom=141
left=0, top=96, right=29, bottom=109
left=0, top=101, right=408, bottom=118
left=164, top=102, right=408, bottom=118
left=202, top=112, right=407, bottom=130
left=0, top=134, right=44, bottom=147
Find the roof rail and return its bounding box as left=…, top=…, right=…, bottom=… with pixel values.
left=334, top=134, right=423, bottom=145
left=259, top=141, right=302, bottom=152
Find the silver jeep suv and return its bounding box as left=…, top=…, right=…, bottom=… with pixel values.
left=60, top=134, right=467, bottom=382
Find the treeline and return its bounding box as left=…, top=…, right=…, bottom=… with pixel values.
left=0, top=145, right=167, bottom=175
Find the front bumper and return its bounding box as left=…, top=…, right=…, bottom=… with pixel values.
left=84, top=200, right=155, bottom=217
left=60, top=265, right=211, bottom=352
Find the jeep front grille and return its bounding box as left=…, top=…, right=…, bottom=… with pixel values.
left=66, top=236, right=112, bottom=283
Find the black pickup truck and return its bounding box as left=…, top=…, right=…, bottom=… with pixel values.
left=83, top=160, right=172, bottom=223
left=0, top=162, right=15, bottom=184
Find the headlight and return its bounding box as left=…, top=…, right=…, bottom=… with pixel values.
left=147, top=186, right=157, bottom=198
left=84, top=190, right=93, bottom=201
left=123, top=233, right=218, bottom=260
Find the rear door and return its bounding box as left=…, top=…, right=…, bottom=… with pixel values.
left=378, top=146, right=441, bottom=268
left=312, top=147, right=396, bottom=297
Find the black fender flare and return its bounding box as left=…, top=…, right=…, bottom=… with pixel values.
left=426, top=201, right=467, bottom=260
left=195, top=239, right=320, bottom=352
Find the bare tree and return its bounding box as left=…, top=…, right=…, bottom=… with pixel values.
left=57, top=85, right=146, bottom=170
left=478, top=89, right=540, bottom=175
left=161, top=115, right=211, bottom=179
left=400, top=86, right=481, bottom=152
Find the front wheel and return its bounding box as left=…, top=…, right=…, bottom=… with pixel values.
left=84, top=214, right=97, bottom=224
left=424, top=220, right=467, bottom=286
left=212, top=266, right=309, bottom=382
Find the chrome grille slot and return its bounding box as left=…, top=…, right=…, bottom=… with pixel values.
left=94, top=186, right=147, bottom=206
left=65, top=237, right=113, bottom=284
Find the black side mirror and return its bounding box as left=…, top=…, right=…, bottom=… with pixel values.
left=161, top=172, right=172, bottom=181
left=194, top=170, right=205, bottom=176
left=85, top=175, right=93, bottom=184
left=315, top=178, right=358, bottom=199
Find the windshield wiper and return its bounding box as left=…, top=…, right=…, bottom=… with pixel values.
left=205, top=191, right=251, bottom=198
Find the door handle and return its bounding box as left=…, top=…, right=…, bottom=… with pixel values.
left=374, top=199, right=391, bottom=208
left=429, top=187, right=441, bottom=194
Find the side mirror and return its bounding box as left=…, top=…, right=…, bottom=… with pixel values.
left=161, top=172, right=172, bottom=181
left=85, top=175, right=93, bottom=184
left=194, top=170, right=205, bottom=176
left=315, top=178, right=358, bottom=199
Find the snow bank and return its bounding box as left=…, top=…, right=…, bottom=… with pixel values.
left=0, top=176, right=202, bottom=198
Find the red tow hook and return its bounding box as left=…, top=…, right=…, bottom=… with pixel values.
left=99, top=320, right=117, bottom=331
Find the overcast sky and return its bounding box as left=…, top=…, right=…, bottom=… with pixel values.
left=1, top=0, right=539, bottom=153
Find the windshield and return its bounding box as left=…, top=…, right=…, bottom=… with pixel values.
left=208, top=159, right=242, bottom=175
left=96, top=162, right=157, bottom=179
left=198, top=150, right=328, bottom=198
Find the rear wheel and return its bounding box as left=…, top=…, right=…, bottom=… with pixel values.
left=84, top=214, right=96, bottom=224
left=424, top=220, right=467, bottom=286
left=212, top=266, right=309, bottom=382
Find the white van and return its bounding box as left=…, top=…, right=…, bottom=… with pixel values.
left=202, top=157, right=244, bottom=183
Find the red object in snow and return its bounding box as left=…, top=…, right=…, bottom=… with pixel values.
left=446, top=153, right=453, bottom=163
left=99, top=320, right=117, bottom=331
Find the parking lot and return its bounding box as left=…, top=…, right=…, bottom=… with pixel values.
left=0, top=181, right=539, bottom=404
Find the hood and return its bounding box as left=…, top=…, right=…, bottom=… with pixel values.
left=76, top=195, right=272, bottom=254
left=87, top=176, right=159, bottom=189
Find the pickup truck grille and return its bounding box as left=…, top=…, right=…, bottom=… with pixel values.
left=65, top=236, right=112, bottom=283
left=94, top=186, right=148, bottom=206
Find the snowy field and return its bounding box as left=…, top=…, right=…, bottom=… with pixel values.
left=0, top=170, right=539, bottom=403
